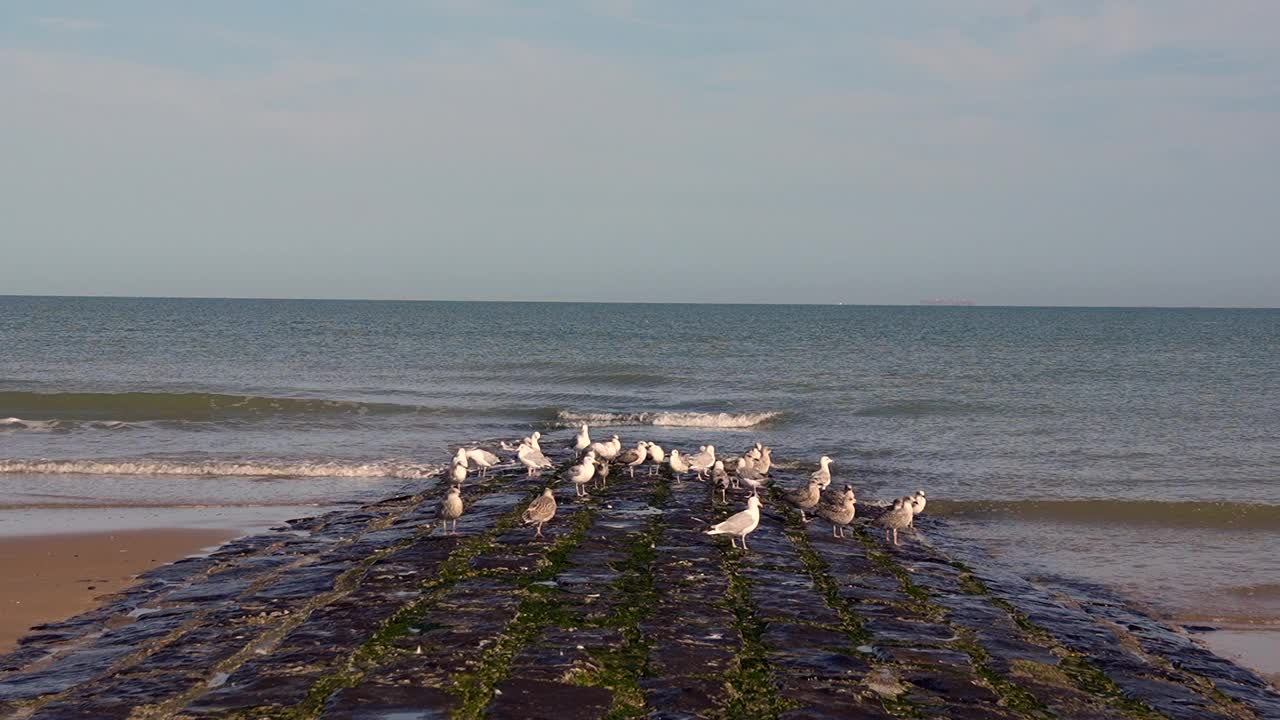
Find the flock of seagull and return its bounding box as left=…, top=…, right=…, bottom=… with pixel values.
left=440, top=424, right=928, bottom=550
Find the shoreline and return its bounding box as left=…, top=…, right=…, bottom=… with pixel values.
left=0, top=528, right=239, bottom=653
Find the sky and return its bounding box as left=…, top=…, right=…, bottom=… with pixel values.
left=2, top=1, right=1278, bottom=306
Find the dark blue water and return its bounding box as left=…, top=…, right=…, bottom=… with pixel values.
left=2, top=296, right=1278, bottom=624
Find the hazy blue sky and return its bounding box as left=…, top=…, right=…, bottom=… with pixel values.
left=2, top=2, right=1278, bottom=306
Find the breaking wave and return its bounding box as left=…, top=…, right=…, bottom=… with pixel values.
left=0, top=458, right=443, bottom=480
left=2, top=417, right=137, bottom=431
left=554, top=410, right=781, bottom=429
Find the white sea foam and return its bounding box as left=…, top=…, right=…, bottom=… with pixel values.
left=555, top=410, right=781, bottom=429
left=0, top=458, right=444, bottom=480
left=1, top=417, right=140, bottom=431
left=0, top=417, right=63, bottom=430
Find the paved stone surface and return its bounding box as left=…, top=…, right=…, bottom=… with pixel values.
left=2, top=444, right=1278, bottom=719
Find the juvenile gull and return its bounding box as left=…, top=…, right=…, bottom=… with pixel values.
left=565, top=454, right=596, bottom=496
left=517, top=442, right=553, bottom=476
left=711, top=460, right=731, bottom=503
left=595, top=458, right=611, bottom=489
left=438, top=486, right=464, bottom=534
left=645, top=443, right=665, bottom=476
left=616, top=441, right=648, bottom=478
left=466, top=448, right=499, bottom=476
left=704, top=495, right=762, bottom=550
left=786, top=478, right=822, bottom=522
left=810, top=456, right=834, bottom=489
left=817, top=485, right=856, bottom=538
left=522, top=487, right=557, bottom=538
left=668, top=449, right=690, bottom=482
left=878, top=497, right=914, bottom=545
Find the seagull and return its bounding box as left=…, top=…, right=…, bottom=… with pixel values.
left=711, top=460, right=731, bottom=502
left=810, top=456, right=834, bottom=489
left=645, top=443, right=665, bottom=475
left=705, top=495, right=762, bottom=550
left=574, top=424, right=591, bottom=455
left=756, top=447, right=773, bottom=475
left=668, top=449, right=690, bottom=483
left=817, top=485, right=856, bottom=538
left=453, top=447, right=469, bottom=468
left=564, top=454, right=596, bottom=496
left=786, top=479, right=822, bottom=522
left=590, top=434, right=621, bottom=461
left=616, top=441, right=649, bottom=478
left=907, top=490, right=927, bottom=527
left=438, top=485, right=463, bottom=534
left=878, top=497, right=914, bottom=545
left=517, top=442, right=553, bottom=476
left=526, top=431, right=543, bottom=452
left=449, top=460, right=467, bottom=485
left=466, top=448, right=499, bottom=476
left=522, top=487, right=558, bottom=538
left=595, top=458, right=611, bottom=489
left=736, top=461, right=768, bottom=494
left=687, top=445, right=716, bottom=479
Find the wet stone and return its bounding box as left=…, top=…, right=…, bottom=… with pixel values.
left=487, top=678, right=613, bottom=720
left=182, top=671, right=322, bottom=716
left=323, top=683, right=457, bottom=719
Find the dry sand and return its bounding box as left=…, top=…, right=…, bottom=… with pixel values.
left=0, top=528, right=236, bottom=652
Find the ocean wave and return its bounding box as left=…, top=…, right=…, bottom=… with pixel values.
left=931, top=499, right=1280, bottom=530
left=2, top=416, right=139, bottom=431
left=0, top=391, right=422, bottom=422
left=554, top=410, right=781, bottom=429
left=0, top=458, right=443, bottom=480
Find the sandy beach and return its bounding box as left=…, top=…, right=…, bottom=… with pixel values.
left=0, top=528, right=237, bottom=652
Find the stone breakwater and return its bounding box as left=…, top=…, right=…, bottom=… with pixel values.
left=1, top=450, right=1278, bottom=720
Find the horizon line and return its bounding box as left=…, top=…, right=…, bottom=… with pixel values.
left=2, top=293, right=1278, bottom=311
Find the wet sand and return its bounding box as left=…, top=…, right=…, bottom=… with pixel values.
left=0, top=528, right=237, bottom=652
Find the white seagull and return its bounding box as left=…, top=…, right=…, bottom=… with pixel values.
left=574, top=424, right=592, bottom=455
left=466, top=448, right=499, bottom=476
left=564, top=453, right=596, bottom=496
left=687, top=445, right=716, bottom=479
left=645, top=443, right=665, bottom=476
left=517, top=442, right=553, bottom=476
left=705, top=495, right=762, bottom=550
left=668, top=449, right=690, bottom=482
left=810, top=456, right=834, bottom=489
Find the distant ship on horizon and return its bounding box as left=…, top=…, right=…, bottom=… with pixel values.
left=919, top=298, right=976, bottom=306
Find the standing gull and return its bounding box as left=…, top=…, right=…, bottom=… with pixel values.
left=668, top=449, right=690, bottom=483
left=817, top=485, right=856, bottom=538
left=590, top=434, right=622, bottom=462
left=565, top=453, right=596, bottom=497
left=786, top=478, right=822, bottom=522
left=757, top=447, right=773, bottom=475
left=574, top=424, right=592, bottom=455
left=522, top=487, right=558, bottom=538
left=877, top=497, right=914, bottom=546
left=907, top=490, right=927, bottom=527
left=645, top=443, right=665, bottom=476
left=449, top=459, right=468, bottom=485
left=687, top=445, right=716, bottom=479
left=616, top=441, right=649, bottom=478
left=711, top=460, right=731, bottom=503
left=736, top=461, right=768, bottom=494
left=517, top=442, right=553, bottom=476
left=704, top=495, right=762, bottom=550
left=438, top=486, right=463, bottom=535
left=810, top=456, right=834, bottom=490
left=466, top=448, right=499, bottom=476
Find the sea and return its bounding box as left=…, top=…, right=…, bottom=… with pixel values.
left=2, top=296, right=1278, bottom=648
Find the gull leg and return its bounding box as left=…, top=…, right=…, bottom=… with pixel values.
left=832, top=524, right=838, bottom=538
left=892, top=529, right=899, bottom=546
left=730, top=537, right=738, bottom=549
left=742, top=535, right=749, bottom=551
